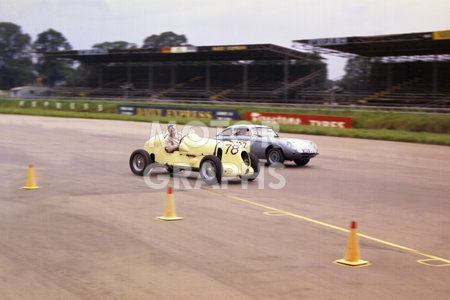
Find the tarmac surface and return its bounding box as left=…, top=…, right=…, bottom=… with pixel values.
left=0, top=114, right=449, bottom=299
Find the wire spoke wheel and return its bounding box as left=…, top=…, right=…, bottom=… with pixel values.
left=129, top=149, right=153, bottom=176
left=201, top=161, right=216, bottom=181
left=199, top=155, right=222, bottom=184
left=133, top=154, right=145, bottom=172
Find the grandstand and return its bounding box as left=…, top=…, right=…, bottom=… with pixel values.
left=294, top=30, right=450, bottom=107
left=46, top=44, right=326, bottom=103
left=46, top=31, right=450, bottom=107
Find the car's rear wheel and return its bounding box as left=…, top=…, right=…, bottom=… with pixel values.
left=266, top=148, right=285, bottom=165
left=129, top=149, right=152, bottom=176
left=200, top=155, right=222, bottom=184
left=241, top=153, right=260, bottom=181
left=294, top=158, right=310, bottom=166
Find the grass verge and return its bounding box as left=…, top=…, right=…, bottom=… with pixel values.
left=1, top=107, right=449, bottom=146
left=1, top=97, right=449, bottom=134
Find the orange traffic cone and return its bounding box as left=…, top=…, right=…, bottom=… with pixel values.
left=21, top=164, right=40, bottom=190
left=334, top=221, right=370, bottom=267
left=156, top=186, right=182, bottom=221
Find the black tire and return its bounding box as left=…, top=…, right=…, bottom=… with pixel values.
left=266, top=147, right=285, bottom=165
left=241, top=153, right=260, bottom=181
left=294, top=158, right=310, bottom=166
left=129, top=149, right=152, bottom=176
left=199, top=155, right=222, bottom=184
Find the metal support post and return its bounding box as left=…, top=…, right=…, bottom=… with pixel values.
left=284, top=55, right=289, bottom=101
left=148, top=64, right=153, bottom=91
left=387, top=63, right=392, bottom=90
left=205, top=61, right=210, bottom=92
left=98, top=64, right=103, bottom=88
left=243, top=64, right=248, bottom=93
left=171, top=64, right=176, bottom=90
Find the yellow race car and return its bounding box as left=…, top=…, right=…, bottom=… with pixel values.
left=129, top=132, right=259, bottom=184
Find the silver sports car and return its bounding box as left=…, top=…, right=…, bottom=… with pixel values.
left=215, top=125, right=318, bottom=166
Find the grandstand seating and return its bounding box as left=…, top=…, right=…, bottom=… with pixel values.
left=52, top=62, right=326, bottom=103
left=50, top=59, right=448, bottom=107
left=333, top=61, right=450, bottom=107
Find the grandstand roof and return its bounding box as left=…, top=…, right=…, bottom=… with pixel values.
left=293, top=30, right=450, bottom=57
left=46, top=44, right=322, bottom=64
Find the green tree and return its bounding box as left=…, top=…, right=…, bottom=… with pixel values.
left=0, top=22, right=34, bottom=89
left=339, top=57, right=373, bottom=90
left=33, top=29, right=73, bottom=86
left=142, top=31, right=190, bottom=48
left=93, top=41, right=137, bottom=50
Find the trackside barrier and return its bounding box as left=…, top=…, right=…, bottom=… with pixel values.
left=3, top=97, right=449, bottom=113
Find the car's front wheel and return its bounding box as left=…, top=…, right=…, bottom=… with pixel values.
left=199, top=155, right=222, bottom=184
left=294, top=158, right=310, bottom=166
left=129, top=149, right=153, bottom=176
left=266, top=148, right=285, bottom=165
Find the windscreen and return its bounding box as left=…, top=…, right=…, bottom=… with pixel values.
left=251, top=127, right=278, bottom=137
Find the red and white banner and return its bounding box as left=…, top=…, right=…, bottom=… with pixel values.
left=246, top=111, right=353, bottom=128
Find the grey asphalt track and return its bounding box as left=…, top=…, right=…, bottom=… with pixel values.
left=1, top=115, right=449, bottom=299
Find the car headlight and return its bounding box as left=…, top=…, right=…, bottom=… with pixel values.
left=287, top=141, right=301, bottom=151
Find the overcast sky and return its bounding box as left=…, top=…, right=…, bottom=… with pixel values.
left=1, top=0, right=449, bottom=79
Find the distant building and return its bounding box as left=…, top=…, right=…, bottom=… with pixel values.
left=10, top=86, right=50, bottom=98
